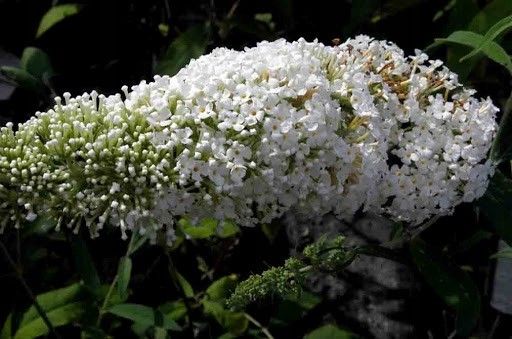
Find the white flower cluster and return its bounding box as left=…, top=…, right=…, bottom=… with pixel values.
left=0, top=36, right=498, bottom=240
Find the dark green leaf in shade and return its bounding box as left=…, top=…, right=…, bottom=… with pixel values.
left=478, top=170, right=512, bottom=246
left=20, top=47, right=54, bottom=79
left=155, top=24, right=210, bottom=76
left=70, top=236, right=101, bottom=293
left=0, top=66, right=44, bottom=93
left=409, top=239, right=480, bottom=336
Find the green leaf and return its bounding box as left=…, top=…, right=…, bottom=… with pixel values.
left=271, top=292, right=321, bottom=327
left=179, top=217, right=217, bottom=239
left=158, top=301, right=187, bottom=321
left=491, top=246, right=512, bottom=259
left=409, top=239, right=480, bottom=336
left=175, top=271, right=194, bottom=298
left=117, top=257, right=132, bottom=301
left=202, top=300, right=248, bottom=335
left=0, top=314, right=13, bottom=339
left=461, top=15, right=512, bottom=61
left=14, top=302, right=86, bottom=339
left=155, top=24, right=210, bottom=76
left=478, top=170, right=512, bottom=246
left=154, top=327, right=167, bottom=339
left=20, top=283, right=84, bottom=326
left=109, top=304, right=153, bottom=325
left=127, top=232, right=148, bottom=256
left=20, top=47, right=54, bottom=79
left=304, top=324, right=354, bottom=339
left=108, top=304, right=181, bottom=331
left=37, top=4, right=81, bottom=37
left=0, top=66, right=44, bottom=93
left=468, top=0, right=512, bottom=33
left=427, top=31, right=512, bottom=74
left=205, top=275, right=238, bottom=302
left=2, top=284, right=86, bottom=338
left=132, top=301, right=186, bottom=337
left=217, top=220, right=240, bottom=238
left=218, top=333, right=237, bottom=339
left=70, top=236, right=101, bottom=293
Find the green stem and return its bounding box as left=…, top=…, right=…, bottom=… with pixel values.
left=164, top=250, right=196, bottom=338
left=0, top=239, right=61, bottom=339
left=96, top=232, right=137, bottom=326
left=244, top=313, right=274, bottom=339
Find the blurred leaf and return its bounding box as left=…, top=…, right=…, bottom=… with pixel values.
left=254, top=13, right=275, bottom=30
left=117, top=257, right=132, bottom=301
left=217, top=220, right=240, bottom=238
left=468, top=0, right=512, bottom=33
left=158, top=301, right=187, bottom=321
left=442, top=0, right=479, bottom=34
left=452, top=230, right=493, bottom=255
left=261, top=222, right=281, bottom=243
left=175, top=271, right=194, bottom=298
left=132, top=301, right=187, bottom=337
left=127, top=232, right=148, bottom=256
left=20, top=47, right=54, bottom=79
left=0, top=314, right=13, bottom=339
left=0, top=66, right=44, bottom=93
left=304, top=324, right=355, bottom=339
left=491, top=96, right=512, bottom=161
left=491, top=247, right=512, bottom=259
left=155, top=24, right=210, bottom=76
left=108, top=304, right=181, bottom=331
left=345, top=0, right=380, bottom=33
left=99, top=284, right=125, bottom=309
left=14, top=302, right=86, bottom=339
left=36, top=4, right=82, bottom=38
left=21, top=216, right=56, bottom=237
left=179, top=217, right=217, bottom=239
left=202, top=300, right=248, bottom=335
left=158, top=313, right=183, bottom=331
left=70, top=236, right=101, bottom=293
left=218, top=333, right=237, bottom=339
left=433, top=0, right=457, bottom=22
left=205, top=274, right=238, bottom=301
left=478, top=170, right=512, bottom=246
left=272, top=0, right=293, bottom=23
left=461, top=15, right=512, bottom=61
left=371, top=0, right=422, bottom=23
left=428, top=30, right=512, bottom=74
left=80, top=326, right=108, bottom=339
left=410, top=239, right=480, bottom=336
left=271, top=292, right=321, bottom=327
left=154, top=327, right=167, bottom=339
left=158, top=23, right=169, bottom=37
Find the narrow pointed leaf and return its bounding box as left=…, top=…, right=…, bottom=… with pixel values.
left=37, top=4, right=81, bottom=37
left=461, top=15, right=512, bottom=61
left=117, top=257, right=132, bottom=300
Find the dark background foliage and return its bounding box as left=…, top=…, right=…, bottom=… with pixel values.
left=0, top=0, right=512, bottom=338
